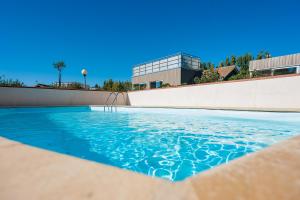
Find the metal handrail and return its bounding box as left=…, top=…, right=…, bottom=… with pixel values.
left=104, top=92, right=114, bottom=112
left=104, top=92, right=119, bottom=112
left=104, top=92, right=113, bottom=111
left=110, top=92, right=120, bottom=112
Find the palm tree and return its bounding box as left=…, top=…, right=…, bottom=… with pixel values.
left=53, top=61, right=66, bottom=87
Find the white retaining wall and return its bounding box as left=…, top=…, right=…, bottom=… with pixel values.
left=0, top=87, right=128, bottom=107
left=1, top=76, right=300, bottom=111
left=127, top=75, right=300, bottom=111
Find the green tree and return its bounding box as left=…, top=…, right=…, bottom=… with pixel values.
left=111, top=81, right=120, bottom=92
left=265, top=51, right=271, bottom=58
left=102, top=79, right=132, bottom=92
left=195, top=68, right=219, bottom=83
left=67, top=82, right=84, bottom=89
left=53, top=61, right=66, bottom=87
left=194, top=76, right=200, bottom=84
left=0, top=75, right=24, bottom=87
left=103, top=79, right=114, bottom=91
left=200, top=62, right=217, bottom=70
left=123, top=81, right=132, bottom=91
left=256, top=51, right=265, bottom=60
left=257, top=50, right=271, bottom=60
left=256, top=52, right=262, bottom=60
left=219, top=62, right=224, bottom=67
left=230, top=55, right=236, bottom=65
left=236, top=53, right=253, bottom=72
left=229, top=53, right=253, bottom=80
left=225, top=57, right=230, bottom=66
left=200, top=62, right=208, bottom=70
left=203, top=51, right=269, bottom=81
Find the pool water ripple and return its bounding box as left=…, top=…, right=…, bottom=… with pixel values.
left=0, top=106, right=300, bottom=181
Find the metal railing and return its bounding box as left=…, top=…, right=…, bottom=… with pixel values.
left=132, top=52, right=201, bottom=77
left=104, top=92, right=120, bottom=112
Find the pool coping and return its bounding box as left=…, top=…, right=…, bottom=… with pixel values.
left=1, top=105, right=300, bottom=113
left=1, top=135, right=300, bottom=200
left=92, top=105, right=300, bottom=113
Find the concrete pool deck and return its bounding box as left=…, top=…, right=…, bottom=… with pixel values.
left=0, top=136, right=300, bottom=200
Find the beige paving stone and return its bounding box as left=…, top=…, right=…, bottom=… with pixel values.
left=0, top=136, right=300, bottom=200
left=189, top=135, right=300, bottom=200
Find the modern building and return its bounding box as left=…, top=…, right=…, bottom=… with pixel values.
left=249, top=53, right=300, bottom=76
left=132, top=53, right=201, bottom=89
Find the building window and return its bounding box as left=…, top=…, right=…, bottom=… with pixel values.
left=150, top=81, right=163, bottom=89
left=253, top=69, right=272, bottom=77
left=273, top=67, right=297, bottom=76
left=156, top=81, right=162, bottom=88
left=253, top=67, right=297, bottom=78
left=133, top=83, right=147, bottom=90
left=133, top=84, right=140, bottom=90
left=150, top=81, right=156, bottom=89
left=139, top=83, right=147, bottom=90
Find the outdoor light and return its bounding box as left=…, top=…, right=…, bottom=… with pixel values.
left=81, top=69, right=88, bottom=89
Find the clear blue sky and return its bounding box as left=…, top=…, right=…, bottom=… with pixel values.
left=0, top=0, right=299, bottom=86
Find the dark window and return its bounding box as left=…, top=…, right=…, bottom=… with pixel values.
left=253, top=69, right=272, bottom=77
left=156, top=81, right=162, bottom=88
left=140, top=83, right=147, bottom=90
left=150, top=81, right=163, bottom=89
left=274, top=67, right=297, bottom=76
left=150, top=81, right=156, bottom=89
left=133, top=84, right=140, bottom=90
left=133, top=83, right=147, bottom=90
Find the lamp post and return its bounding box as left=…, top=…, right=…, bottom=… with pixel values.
left=81, top=69, right=88, bottom=89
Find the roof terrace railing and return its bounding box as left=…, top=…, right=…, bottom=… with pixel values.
left=132, top=52, right=200, bottom=77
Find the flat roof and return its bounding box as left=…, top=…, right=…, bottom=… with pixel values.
left=249, top=53, right=300, bottom=71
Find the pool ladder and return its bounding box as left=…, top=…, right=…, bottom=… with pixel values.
left=104, top=92, right=119, bottom=112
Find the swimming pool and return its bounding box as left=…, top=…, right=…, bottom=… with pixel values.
left=0, top=106, right=299, bottom=181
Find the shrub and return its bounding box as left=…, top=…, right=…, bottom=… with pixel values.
left=194, top=76, right=200, bottom=84
left=161, top=83, right=171, bottom=88
left=195, top=69, right=219, bottom=83
left=51, top=82, right=84, bottom=89
left=66, top=82, right=84, bottom=89
left=0, top=75, right=24, bottom=87
left=228, top=70, right=250, bottom=80
left=102, top=79, right=132, bottom=92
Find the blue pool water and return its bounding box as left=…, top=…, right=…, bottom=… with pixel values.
left=0, top=106, right=300, bottom=181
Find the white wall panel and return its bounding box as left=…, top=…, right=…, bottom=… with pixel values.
left=128, top=76, right=300, bottom=111
left=0, top=88, right=128, bottom=106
